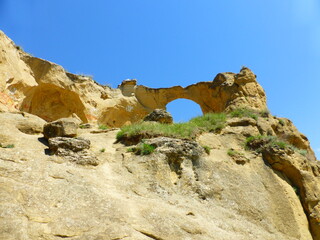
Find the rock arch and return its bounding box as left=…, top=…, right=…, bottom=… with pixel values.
left=119, top=67, right=267, bottom=117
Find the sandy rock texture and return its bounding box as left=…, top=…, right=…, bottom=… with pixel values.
left=1, top=31, right=266, bottom=128
left=0, top=111, right=318, bottom=240
left=1, top=30, right=320, bottom=240
left=144, top=109, right=173, bottom=124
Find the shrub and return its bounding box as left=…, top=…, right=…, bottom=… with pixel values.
left=278, top=119, right=285, bottom=126
left=202, top=145, right=211, bottom=155
left=127, top=143, right=156, bottom=155
left=229, top=108, right=258, bottom=120
left=245, top=135, right=306, bottom=155
left=227, top=148, right=243, bottom=157
left=98, top=125, right=108, bottom=130
left=0, top=144, right=15, bottom=148
left=100, top=148, right=106, bottom=153
left=15, top=45, right=23, bottom=51
left=297, top=149, right=307, bottom=156
left=78, top=73, right=94, bottom=79
left=259, top=109, right=270, bottom=118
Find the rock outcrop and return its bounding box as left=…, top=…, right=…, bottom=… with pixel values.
left=0, top=30, right=266, bottom=128
left=48, top=137, right=98, bottom=166
left=43, top=118, right=79, bottom=139
left=0, top=30, right=319, bottom=240
left=143, top=109, right=173, bottom=124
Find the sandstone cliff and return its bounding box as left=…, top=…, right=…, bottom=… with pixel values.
left=0, top=30, right=266, bottom=127
left=0, top=31, right=320, bottom=240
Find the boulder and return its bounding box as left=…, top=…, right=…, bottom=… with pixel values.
left=48, top=137, right=99, bottom=166
left=43, top=118, right=79, bottom=139
left=144, top=109, right=173, bottom=124
left=0, top=112, right=46, bottom=135
left=48, top=137, right=90, bottom=152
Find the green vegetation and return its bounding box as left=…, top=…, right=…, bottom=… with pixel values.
left=228, top=107, right=271, bottom=120
left=259, top=109, right=270, bottom=118
left=278, top=119, right=285, bottom=126
left=297, top=149, right=307, bottom=156
left=15, top=45, right=23, bottom=51
left=100, top=148, right=106, bottom=153
left=98, top=125, right=108, bottom=130
left=78, top=73, right=94, bottom=79
left=245, top=135, right=307, bottom=156
left=202, top=145, right=211, bottom=155
left=116, top=113, right=226, bottom=141
left=0, top=144, right=15, bottom=148
left=229, top=108, right=258, bottom=120
left=245, top=135, right=288, bottom=150
left=127, top=143, right=156, bottom=155
left=292, top=185, right=299, bottom=195
left=227, top=148, right=242, bottom=157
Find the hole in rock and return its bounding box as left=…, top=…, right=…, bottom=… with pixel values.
left=166, top=99, right=203, bottom=123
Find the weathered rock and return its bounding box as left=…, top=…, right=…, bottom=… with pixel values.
left=0, top=112, right=46, bottom=135
left=0, top=30, right=319, bottom=240
left=143, top=109, right=173, bottom=124
left=261, top=146, right=320, bottom=239
left=0, top=31, right=267, bottom=127
left=48, top=137, right=90, bottom=152
left=43, top=118, right=79, bottom=139
left=48, top=137, right=98, bottom=166
left=145, top=137, right=204, bottom=160
left=226, top=117, right=257, bottom=127
left=79, top=123, right=93, bottom=129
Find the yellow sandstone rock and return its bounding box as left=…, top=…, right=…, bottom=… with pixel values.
left=0, top=30, right=319, bottom=240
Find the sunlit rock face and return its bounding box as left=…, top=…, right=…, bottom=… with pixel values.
left=1, top=30, right=320, bottom=240
left=0, top=30, right=266, bottom=127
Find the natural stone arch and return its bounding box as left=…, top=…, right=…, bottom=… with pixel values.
left=134, top=85, right=208, bottom=113
left=118, top=67, right=267, bottom=118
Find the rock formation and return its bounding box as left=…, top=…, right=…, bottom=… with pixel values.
left=143, top=109, right=173, bottom=124
left=0, top=30, right=320, bottom=240
left=0, top=30, right=266, bottom=128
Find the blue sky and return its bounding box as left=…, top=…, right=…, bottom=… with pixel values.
left=1, top=0, right=319, bottom=158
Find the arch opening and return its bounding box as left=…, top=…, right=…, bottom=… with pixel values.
left=166, top=99, right=203, bottom=123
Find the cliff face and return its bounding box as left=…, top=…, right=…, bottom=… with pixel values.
left=0, top=31, right=320, bottom=240
left=0, top=30, right=266, bottom=127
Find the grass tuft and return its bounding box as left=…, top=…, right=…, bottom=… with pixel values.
left=229, top=108, right=258, bottom=120
left=127, top=143, right=156, bottom=155
left=245, top=135, right=307, bottom=156
left=0, top=144, right=15, bottom=148
left=202, top=145, right=211, bottom=155
left=98, top=125, right=108, bottom=130
left=116, top=113, right=226, bottom=142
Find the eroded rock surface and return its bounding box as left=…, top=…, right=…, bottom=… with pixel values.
left=48, top=137, right=99, bottom=166
left=43, top=118, right=79, bottom=139
left=144, top=109, right=173, bottom=124
left=0, top=30, right=319, bottom=240
left=1, top=31, right=266, bottom=128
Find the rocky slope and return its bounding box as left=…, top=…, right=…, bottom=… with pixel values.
left=0, top=31, right=320, bottom=240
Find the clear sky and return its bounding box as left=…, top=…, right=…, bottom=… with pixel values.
left=1, top=0, right=319, bottom=158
